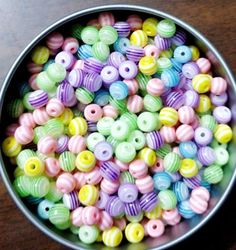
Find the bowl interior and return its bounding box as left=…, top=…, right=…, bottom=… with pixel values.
left=0, top=5, right=236, bottom=250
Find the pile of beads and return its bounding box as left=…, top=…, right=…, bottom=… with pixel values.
left=2, top=11, right=233, bottom=247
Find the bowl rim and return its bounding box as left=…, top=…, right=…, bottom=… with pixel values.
left=0, top=4, right=236, bottom=250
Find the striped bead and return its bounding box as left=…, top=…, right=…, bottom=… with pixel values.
left=29, top=176, right=50, bottom=198
left=78, top=184, right=99, bottom=206
left=158, top=190, right=177, bottom=210
left=119, top=171, right=135, bottom=184
left=130, top=30, right=148, bottom=47
left=165, top=91, right=184, bottom=109
left=92, top=41, right=110, bottom=62
left=13, top=176, right=31, bottom=197
left=49, top=203, right=70, bottom=225
left=102, top=227, right=123, bottom=247
left=180, top=159, right=198, bottom=178
left=203, top=164, right=223, bottom=184
left=214, top=124, right=233, bottom=143
left=157, top=19, right=176, bottom=38
left=146, top=131, right=164, bottom=150
left=68, top=117, right=87, bottom=136
left=156, top=144, right=172, bottom=159
left=77, top=44, right=92, bottom=59
left=31, top=46, right=50, bottom=65
left=44, top=118, right=64, bottom=138
left=154, top=35, right=171, bottom=50
left=138, top=56, right=157, bottom=76
left=125, top=222, right=144, bottom=243
left=192, top=74, right=212, bottom=93
left=63, top=191, right=80, bottom=210
left=81, top=26, right=99, bottom=45
left=45, top=182, right=63, bottom=202
left=135, top=71, right=151, bottom=91
left=153, top=172, right=171, bottom=191
left=138, top=147, right=157, bottom=167
left=140, top=192, right=158, bottom=212
left=163, top=152, right=181, bottom=173
left=159, top=107, right=179, bottom=126
left=59, top=151, right=76, bottom=172
left=161, top=68, right=180, bottom=88
left=126, top=45, right=145, bottom=62
left=171, top=29, right=187, bottom=46
left=172, top=181, right=190, bottom=201
left=178, top=200, right=195, bottom=219
left=75, top=88, right=94, bottom=104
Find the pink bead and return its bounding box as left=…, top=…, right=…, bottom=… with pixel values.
left=127, top=95, right=143, bottom=113
left=82, top=206, right=101, bottom=225
left=160, top=126, right=176, bottom=143
left=6, top=123, right=19, bottom=136
left=172, top=146, right=183, bottom=158
left=73, top=172, right=87, bottom=190
left=146, top=78, right=165, bottom=96
left=72, top=60, right=84, bottom=70
left=140, top=218, right=149, bottom=236
left=45, top=157, right=60, bottom=177
left=87, top=19, right=101, bottom=29
left=102, top=105, right=118, bottom=119
left=38, top=136, right=57, bottom=154
left=210, top=77, right=227, bottom=95
left=46, top=98, right=65, bottom=117
left=98, top=211, right=113, bottom=231
left=144, top=45, right=160, bottom=58
left=19, top=113, right=36, bottom=128
left=176, top=124, right=194, bottom=142
left=162, top=208, right=181, bottom=226
left=150, top=159, right=164, bottom=173
left=135, top=175, right=154, bottom=194
left=123, top=79, right=139, bottom=95
left=68, top=135, right=86, bottom=154
left=114, top=218, right=127, bottom=231
left=189, top=187, right=210, bottom=214
left=71, top=207, right=84, bottom=226
left=27, top=62, right=43, bottom=74
left=14, top=125, right=34, bottom=145
left=98, top=12, right=115, bottom=27
left=85, top=166, right=102, bottom=185
left=196, top=57, right=211, bottom=73
left=29, top=74, right=39, bottom=90
left=84, top=104, right=103, bottom=122
left=100, top=179, right=119, bottom=195
left=129, top=159, right=148, bottom=179
left=114, top=158, right=129, bottom=172
left=190, top=115, right=200, bottom=130
left=146, top=219, right=165, bottom=238
left=178, top=106, right=195, bottom=124
left=62, top=37, right=79, bottom=54
left=33, top=107, right=50, bottom=125
left=127, top=14, right=143, bottom=31
left=56, top=172, right=76, bottom=193
left=46, top=32, right=64, bottom=50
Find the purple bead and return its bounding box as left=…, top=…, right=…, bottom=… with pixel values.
left=100, top=161, right=120, bottom=181
left=83, top=57, right=104, bottom=74
left=63, top=191, right=80, bottom=210
left=146, top=131, right=164, bottom=150
left=194, top=127, right=213, bottom=146
left=56, top=135, right=69, bottom=153
left=113, top=21, right=131, bottom=37
left=28, top=90, right=48, bottom=108
left=166, top=172, right=182, bottom=183
left=57, top=81, right=75, bottom=104
left=165, top=91, right=184, bottom=109
left=126, top=46, right=145, bottom=62
left=100, top=66, right=119, bottom=84
left=94, top=141, right=113, bottom=161
left=140, top=192, right=158, bottom=212
left=213, top=106, right=232, bottom=124
left=105, top=196, right=125, bottom=217
left=118, top=60, right=138, bottom=80
left=108, top=52, right=126, bottom=69
left=83, top=72, right=102, bottom=92
left=171, top=29, right=187, bottom=46
left=182, top=62, right=200, bottom=79
left=118, top=183, right=138, bottom=203
left=184, top=90, right=199, bottom=108
left=55, top=51, right=75, bottom=70
left=210, top=92, right=228, bottom=106
left=197, top=146, right=216, bottom=166
left=96, top=191, right=110, bottom=209
left=64, top=95, right=77, bottom=107
left=154, top=35, right=171, bottom=50
left=160, top=87, right=172, bottom=100
left=184, top=78, right=194, bottom=91
left=67, top=69, right=84, bottom=88
left=87, top=121, right=97, bottom=132
left=183, top=174, right=201, bottom=189
left=175, top=72, right=187, bottom=90
left=124, top=200, right=141, bottom=216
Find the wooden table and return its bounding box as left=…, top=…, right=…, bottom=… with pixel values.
left=0, top=0, right=236, bottom=249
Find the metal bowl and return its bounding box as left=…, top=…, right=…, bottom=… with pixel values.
left=0, top=4, right=236, bottom=250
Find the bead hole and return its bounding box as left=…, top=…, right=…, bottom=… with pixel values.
left=135, top=138, right=139, bottom=143
left=30, top=164, right=36, bottom=170
left=102, top=150, right=107, bottom=155
left=125, top=67, right=130, bottom=72
left=61, top=59, right=65, bottom=63
left=152, top=225, right=157, bottom=229
left=200, top=132, right=205, bottom=137
left=181, top=52, right=185, bottom=56
left=45, top=207, right=49, bottom=211
left=91, top=110, right=96, bottom=114
left=107, top=71, right=111, bottom=74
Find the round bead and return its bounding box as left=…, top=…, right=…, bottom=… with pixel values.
left=102, top=227, right=123, bottom=247
left=130, top=30, right=148, bottom=47
left=92, top=41, right=110, bottom=62
left=94, top=141, right=113, bottom=161
left=160, top=107, right=178, bottom=127
left=172, top=181, right=190, bottom=202
left=78, top=185, right=99, bottom=206
left=125, top=222, right=144, bottom=243
left=195, top=94, right=211, bottom=114
left=137, top=112, right=159, bottom=132
left=178, top=106, right=195, bottom=124
left=79, top=225, right=99, bottom=244
left=176, top=124, right=194, bottom=142
left=182, top=62, right=200, bottom=79
left=157, top=19, right=176, bottom=38
left=163, top=152, right=181, bottom=173
left=100, top=161, right=120, bottom=182
left=179, top=141, right=197, bottom=158
left=135, top=175, right=154, bottom=194
left=203, top=164, right=224, bottom=184
left=115, top=142, right=136, bottom=163
left=214, top=124, right=233, bottom=143
left=37, top=199, right=54, bottom=220
left=31, top=46, right=50, bottom=65
left=48, top=203, right=70, bottom=225
left=162, top=208, right=181, bottom=226
left=146, top=131, right=164, bottom=150
left=146, top=219, right=165, bottom=238
left=214, top=146, right=229, bottom=166
left=213, top=106, right=231, bottom=124
left=127, top=14, right=143, bottom=31
left=178, top=200, right=195, bottom=219
left=68, top=117, right=87, bottom=136
left=119, top=60, right=138, bottom=79
left=158, top=189, right=177, bottom=210
left=76, top=150, right=96, bottom=172
left=144, top=94, right=162, bottom=112
left=189, top=187, right=210, bottom=214
left=56, top=173, right=76, bottom=193
left=99, top=26, right=118, bottom=45
left=194, top=127, right=213, bottom=146
left=139, top=56, right=157, bottom=76
left=161, top=68, right=180, bottom=88
left=2, top=136, right=22, bottom=157
left=81, top=26, right=99, bottom=45
left=97, top=117, right=114, bottom=136
left=129, top=159, right=148, bottom=179
left=153, top=172, right=171, bottom=191
left=174, top=45, right=192, bottom=63
left=146, top=78, right=165, bottom=96
left=118, top=183, right=138, bottom=203
left=109, top=81, right=129, bottom=100
left=180, top=159, right=199, bottom=178
left=127, top=95, right=144, bottom=113
left=211, top=77, right=227, bottom=95
left=192, top=74, right=212, bottom=93
left=127, top=130, right=146, bottom=150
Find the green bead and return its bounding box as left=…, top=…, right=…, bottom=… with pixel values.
left=46, top=63, right=66, bottom=82
left=97, top=117, right=114, bottom=136
left=156, top=144, right=172, bottom=159
left=71, top=23, right=84, bottom=40
left=120, top=112, right=138, bottom=131
left=106, top=135, right=120, bottom=150
left=45, top=118, right=64, bottom=138
left=70, top=225, right=80, bottom=235
left=137, top=112, right=158, bottom=132
left=203, top=164, right=224, bottom=184
left=156, top=58, right=172, bottom=74
left=36, top=151, right=55, bottom=161
left=81, top=26, right=99, bottom=45
left=160, top=48, right=173, bottom=58
left=54, top=220, right=71, bottom=230
left=14, top=167, right=24, bottom=178
left=163, top=152, right=181, bottom=173
left=99, top=26, right=118, bottom=45
left=75, top=88, right=94, bottom=104
left=119, top=171, right=135, bottom=184
left=127, top=130, right=146, bottom=150
left=23, top=93, right=34, bottom=111
left=135, top=72, right=151, bottom=91
left=7, top=99, right=24, bottom=118
left=158, top=190, right=177, bottom=210
left=30, top=176, right=50, bottom=198
left=157, top=19, right=176, bottom=38
left=71, top=108, right=83, bottom=118
left=210, top=138, right=227, bottom=149
left=16, top=149, right=37, bottom=169
left=86, top=132, right=106, bottom=151
left=45, top=182, right=63, bottom=202
left=33, top=126, right=47, bottom=144
left=115, top=142, right=136, bottom=163
left=49, top=203, right=70, bottom=225
left=79, top=225, right=99, bottom=244
left=200, top=114, right=217, bottom=132
left=109, top=97, right=127, bottom=113
left=92, top=41, right=110, bottom=62
left=13, top=176, right=31, bottom=197
left=36, top=71, right=56, bottom=92
left=214, top=146, right=229, bottom=166
left=59, top=151, right=76, bottom=172
left=111, top=120, right=129, bottom=141
left=126, top=212, right=144, bottom=222
left=143, top=94, right=163, bottom=112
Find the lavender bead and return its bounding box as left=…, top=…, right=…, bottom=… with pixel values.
left=165, top=91, right=184, bottom=109
left=67, top=69, right=84, bottom=88
left=87, top=121, right=98, bottom=132
left=108, top=52, right=126, bottom=69
left=100, top=66, right=119, bottom=84
left=194, top=127, right=213, bottom=146
left=183, top=174, right=201, bottom=189
left=171, top=29, right=187, bottom=46
left=96, top=191, right=110, bottom=209
left=124, top=200, right=141, bottom=216
left=56, top=135, right=69, bottom=153
left=118, top=184, right=138, bottom=203
left=146, top=131, right=164, bottom=150
left=160, top=87, right=172, bottom=101
left=182, top=62, right=200, bottom=79
left=213, top=106, right=232, bottom=124
left=83, top=72, right=102, bottom=92
left=64, top=95, right=77, bottom=107
left=166, top=172, right=182, bottom=183
left=184, top=90, right=199, bottom=108
left=184, top=78, right=194, bottom=91
left=126, top=46, right=145, bottom=62
left=119, top=60, right=138, bottom=80
left=100, top=161, right=120, bottom=181
left=105, top=196, right=125, bottom=217
left=83, top=57, right=104, bottom=74
left=63, top=191, right=80, bottom=210
left=113, top=22, right=131, bottom=37
left=57, top=81, right=75, bottom=104
left=197, top=146, right=216, bottom=166
left=28, top=90, right=48, bottom=108
left=210, top=92, right=228, bottom=106
left=55, top=51, right=75, bottom=70
left=154, top=35, right=171, bottom=50
left=94, top=141, right=113, bottom=161
left=140, top=192, right=158, bottom=212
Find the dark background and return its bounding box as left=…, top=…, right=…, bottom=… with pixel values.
left=0, top=0, right=236, bottom=249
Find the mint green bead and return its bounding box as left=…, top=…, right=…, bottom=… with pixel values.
left=109, top=97, right=127, bottom=113
left=156, top=58, right=172, bottom=74
left=49, top=203, right=70, bottom=225
left=33, top=126, right=47, bottom=144
left=203, top=164, right=224, bottom=184
left=127, top=130, right=146, bottom=150
left=111, top=120, right=129, bottom=141
left=107, top=135, right=120, bottom=150
left=135, top=72, right=151, bottom=91
left=71, top=23, right=84, bottom=40
left=46, top=63, right=67, bottom=83
left=47, top=86, right=57, bottom=99
left=23, top=92, right=34, bottom=111
left=143, top=94, right=162, bottom=112
left=16, top=149, right=37, bottom=169
left=163, top=152, right=181, bottom=173
left=126, top=212, right=144, bottom=223
left=54, top=220, right=71, bottom=230
left=30, top=176, right=50, bottom=198
left=45, top=118, right=64, bottom=138
left=45, top=182, right=63, bottom=202
left=115, top=142, right=136, bottom=163
left=160, top=48, right=173, bottom=58
left=75, top=88, right=94, bottom=104
left=210, top=139, right=227, bottom=149
left=13, top=176, right=31, bottom=197
left=59, top=151, right=76, bottom=172
left=81, top=26, right=99, bottom=45
left=86, top=132, right=106, bottom=151
left=92, top=41, right=110, bottom=62
left=158, top=190, right=177, bottom=210
left=137, top=112, right=158, bottom=132
left=79, top=225, right=99, bottom=244
left=36, top=71, right=56, bottom=92
left=200, top=114, right=217, bottom=132
left=99, top=26, right=118, bottom=45
left=120, top=112, right=138, bottom=131
left=214, top=146, right=229, bottom=166
left=119, top=171, right=135, bottom=184
left=70, top=225, right=80, bottom=235
left=97, top=117, right=114, bottom=136
left=157, top=19, right=176, bottom=38
left=7, top=99, right=24, bottom=118
left=156, top=144, right=172, bottom=159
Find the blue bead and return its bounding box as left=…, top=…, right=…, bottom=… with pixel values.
left=77, top=44, right=92, bottom=59
left=43, top=59, right=55, bottom=71
left=153, top=172, right=171, bottom=190
left=174, top=45, right=192, bottom=63
left=113, top=38, right=130, bottom=54
left=179, top=141, right=197, bottom=158
left=170, top=58, right=183, bottom=72
left=161, top=68, right=180, bottom=88
left=94, top=90, right=110, bottom=106
left=109, top=81, right=129, bottom=100
left=200, top=180, right=211, bottom=192
left=172, top=181, right=190, bottom=202
left=178, top=200, right=195, bottom=219
left=37, top=199, right=54, bottom=220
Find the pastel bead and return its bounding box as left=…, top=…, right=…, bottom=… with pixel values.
left=68, top=117, right=87, bottom=136
left=144, top=44, right=160, bottom=58
left=146, top=78, right=165, bottom=96
left=178, top=106, right=195, bottom=124
left=130, top=30, right=148, bottom=47
left=189, top=187, right=210, bottom=214
left=37, top=136, right=57, bottom=154
left=82, top=206, right=100, bottom=225
left=137, top=112, right=159, bottom=132
left=157, top=19, right=176, bottom=38
left=192, top=74, right=212, bottom=93
left=76, top=150, right=96, bottom=172
left=45, top=157, right=60, bottom=177
left=37, top=199, right=54, bottom=220
left=46, top=63, right=66, bottom=83
left=127, top=130, right=146, bottom=150
left=115, top=142, right=136, bottom=163
left=146, top=131, right=164, bottom=150
left=29, top=176, right=50, bottom=198
left=158, top=189, right=177, bottom=210
left=139, top=56, right=157, bottom=75
left=78, top=184, right=99, bottom=206
left=63, top=191, right=80, bottom=210
left=102, top=226, right=123, bottom=247
left=174, top=45, right=192, bottom=63
left=162, top=208, right=181, bottom=226
left=101, top=178, right=119, bottom=195
left=118, top=183, right=138, bottom=203
left=214, top=146, right=229, bottom=166
left=127, top=14, right=143, bottom=31
left=160, top=126, right=176, bottom=143
left=173, top=181, right=190, bottom=202
left=125, top=222, right=144, bottom=243
left=103, top=105, right=118, bottom=119
left=213, top=106, right=232, bottom=124
left=92, top=41, right=110, bottom=62
left=178, top=200, right=196, bottom=219
left=153, top=172, right=171, bottom=191
left=2, top=136, right=22, bottom=157
left=100, top=161, right=120, bottom=182
left=211, top=77, right=227, bottom=95
left=195, top=94, right=211, bottom=114
left=135, top=175, right=154, bottom=194
left=176, top=124, right=194, bottom=142
left=129, top=159, right=148, bottom=179
left=68, top=135, right=86, bottom=154
left=49, top=203, right=70, bottom=225
left=31, top=46, right=50, bottom=65
left=111, top=120, right=130, bottom=141
left=146, top=219, right=165, bottom=238
left=159, top=107, right=178, bottom=126
left=56, top=173, right=76, bottom=193
left=109, top=81, right=129, bottom=100
left=14, top=125, right=34, bottom=145
left=163, top=152, right=181, bottom=173
left=71, top=207, right=83, bottom=226
left=79, top=225, right=99, bottom=244
left=214, top=124, right=233, bottom=143
left=179, top=141, right=197, bottom=158
left=46, top=32, right=64, bottom=50
left=203, top=164, right=223, bottom=184
left=143, top=94, right=162, bottom=112
left=127, top=95, right=144, bottom=113
left=180, top=159, right=199, bottom=178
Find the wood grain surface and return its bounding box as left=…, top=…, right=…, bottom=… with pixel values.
left=0, top=0, right=236, bottom=249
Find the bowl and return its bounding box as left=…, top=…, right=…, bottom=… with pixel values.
left=0, top=4, right=236, bottom=250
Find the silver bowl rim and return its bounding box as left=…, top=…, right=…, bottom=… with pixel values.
left=0, top=4, right=236, bottom=250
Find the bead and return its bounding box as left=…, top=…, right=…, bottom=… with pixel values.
left=178, top=106, right=195, bottom=124
left=67, top=69, right=84, bottom=88
left=138, top=56, right=157, bottom=76
left=2, top=136, right=22, bottom=157
left=37, top=199, right=54, bottom=220
left=81, top=26, right=99, bottom=45
left=119, top=60, right=138, bottom=79
left=194, top=127, right=213, bottom=146
left=159, top=107, right=178, bottom=126
left=96, top=191, right=110, bottom=209
left=102, top=226, right=123, bottom=247
left=125, top=222, right=144, bottom=243
left=127, top=130, right=146, bottom=150
left=56, top=173, right=76, bottom=193
left=68, top=117, right=87, bottom=136
left=119, top=171, right=135, bottom=184
left=178, top=200, right=195, bottom=219
left=82, top=206, right=100, bottom=225
left=114, top=21, right=131, bottom=38
left=101, top=178, right=119, bottom=195
left=129, top=159, right=148, bottom=179
left=211, top=77, right=227, bottom=95
left=146, top=219, right=165, bottom=238
left=76, top=150, right=96, bottom=172
left=189, top=187, right=210, bottom=214
left=28, top=90, right=48, bottom=109
left=62, top=37, right=79, bottom=54
left=78, top=184, right=99, bottom=206
left=153, top=172, right=171, bottom=191
left=92, top=41, right=110, bottom=62
left=213, top=106, right=231, bottom=124
left=214, top=124, right=232, bottom=144
left=37, top=135, right=57, bottom=154
left=161, top=68, right=180, bottom=88
left=144, top=44, right=160, bottom=58
left=55, top=51, right=75, bottom=70
left=44, top=118, right=64, bottom=138
left=58, top=151, right=76, bottom=172
left=176, top=124, right=194, bottom=142
left=125, top=201, right=142, bottom=217
left=46, top=32, right=64, bottom=50
left=106, top=195, right=125, bottom=217
left=127, top=14, right=143, bottom=31
left=109, top=81, right=129, bottom=100
left=71, top=207, right=83, bottom=227
left=79, top=225, right=99, bottom=244
left=115, top=142, right=136, bottom=163
left=210, top=92, right=228, bottom=106
left=162, top=208, right=181, bottom=226
left=172, top=181, right=190, bottom=202
left=118, top=183, right=138, bottom=203
left=154, top=35, right=171, bottom=50
left=45, top=157, right=60, bottom=177
left=46, top=63, right=66, bottom=83
left=98, top=12, right=115, bottom=26
left=127, top=95, right=143, bottom=113
left=100, top=161, right=120, bottom=181
left=14, top=125, right=34, bottom=145
left=182, top=62, right=200, bottom=79
left=144, top=94, right=162, bottom=112
left=146, top=78, right=165, bottom=96
left=146, top=131, right=164, bottom=150
left=75, top=87, right=94, bottom=104
left=130, top=30, right=148, bottom=47
left=179, top=141, right=197, bottom=158
left=63, top=191, right=80, bottom=210
left=184, top=90, right=199, bottom=108
left=158, top=189, right=177, bottom=210
left=33, top=108, right=50, bottom=126
left=93, top=141, right=112, bottom=161
left=31, top=45, right=50, bottom=65
left=163, top=152, right=181, bottom=173
left=137, top=112, right=158, bottom=132
left=195, top=94, right=211, bottom=114
left=200, top=114, right=217, bottom=131
left=135, top=175, right=154, bottom=194
left=180, top=158, right=198, bottom=178
left=157, top=19, right=176, bottom=38
left=214, top=146, right=229, bottom=166
left=174, top=45, right=192, bottom=63
left=165, top=91, right=184, bottom=110
left=192, top=74, right=212, bottom=93
left=120, top=112, right=138, bottom=131
left=13, top=175, right=30, bottom=197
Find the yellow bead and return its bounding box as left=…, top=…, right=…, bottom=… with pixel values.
left=195, top=94, right=211, bottom=114
left=179, top=159, right=198, bottom=178
left=14, top=166, right=25, bottom=178
left=189, top=45, right=200, bottom=61
left=2, top=136, right=22, bottom=157
left=96, top=231, right=103, bottom=242
left=214, top=124, right=233, bottom=144
left=78, top=184, right=99, bottom=206
left=58, top=108, right=74, bottom=125
left=125, top=222, right=144, bottom=243
left=159, top=107, right=179, bottom=126
left=138, top=56, right=157, bottom=75
left=24, top=156, right=45, bottom=176
left=76, top=150, right=96, bottom=172
left=138, top=147, right=157, bottom=167
left=145, top=204, right=162, bottom=219
left=31, top=45, right=50, bottom=65
left=68, top=117, right=88, bottom=136
left=102, top=226, right=123, bottom=247
left=160, top=48, right=173, bottom=59
left=192, top=74, right=212, bottom=93
left=130, top=30, right=148, bottom=47
left=142, top=17, right=158, bottom=37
